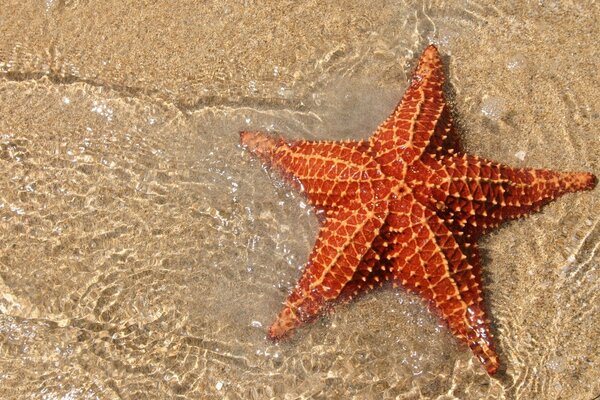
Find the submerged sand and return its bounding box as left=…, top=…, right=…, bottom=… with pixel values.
left=0, top=1, right=598, bottom=399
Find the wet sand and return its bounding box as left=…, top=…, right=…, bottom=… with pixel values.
left=1, top=1, right=598, bottom=399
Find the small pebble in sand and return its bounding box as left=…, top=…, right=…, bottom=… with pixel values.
left=514, top=150, right=526, bottom=161
left=480, top=96, right=507, bottom=121
left=506, top=55, right=526, bottom=72
left=250, top=320, right=263, bottom=328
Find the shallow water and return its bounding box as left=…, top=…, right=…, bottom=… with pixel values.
left=1, top=1, right=599, bottom=399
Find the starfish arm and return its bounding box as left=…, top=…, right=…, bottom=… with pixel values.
left=269, top=199, right=388, bottom=339
left=383, top=193, right=499, bottom=374
left=434, top=154, right=597, bottom=239
left=240, top=132, right=376, bottom=210
left=425, top=106, right=462, bottom=156
left=336, top=247, right=394, bottom=302
left=369, top=45, right=449, bottom=172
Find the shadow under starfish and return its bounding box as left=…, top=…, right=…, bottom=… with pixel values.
left=240, top=45, right=597, bottom=375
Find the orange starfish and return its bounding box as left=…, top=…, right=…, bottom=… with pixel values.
left=240, top=45, right=596, bottom=375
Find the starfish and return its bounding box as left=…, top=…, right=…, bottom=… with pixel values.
left=240, top=45, right=596, bottom=375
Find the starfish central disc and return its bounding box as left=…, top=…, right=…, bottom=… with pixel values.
left=240, top=45, right=596, bottom=375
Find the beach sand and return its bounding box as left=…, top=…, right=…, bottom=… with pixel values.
left=0, top=1, right=598, bottom=398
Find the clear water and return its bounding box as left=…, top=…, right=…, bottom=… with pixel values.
left=0, top=1, right=598, bottom=399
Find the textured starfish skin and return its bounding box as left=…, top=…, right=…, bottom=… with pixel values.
left=240, top=45, right=596, bottom=375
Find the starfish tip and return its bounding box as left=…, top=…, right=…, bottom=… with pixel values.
left=566, top=171, right=598, bottom=192
left=268, top=322, right=289, bottom=341
left=584, top=172, right=598, bottom=190
left=240, top=131, right=280, bottom=161
left=424, top=43, right=439, bottom=54
left=414, top=44, right=443, bottom=82
left=486, top=363, right=499, bottom=375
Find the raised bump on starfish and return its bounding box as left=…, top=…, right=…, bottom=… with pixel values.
left=240, top=45, right=596, bottom=375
